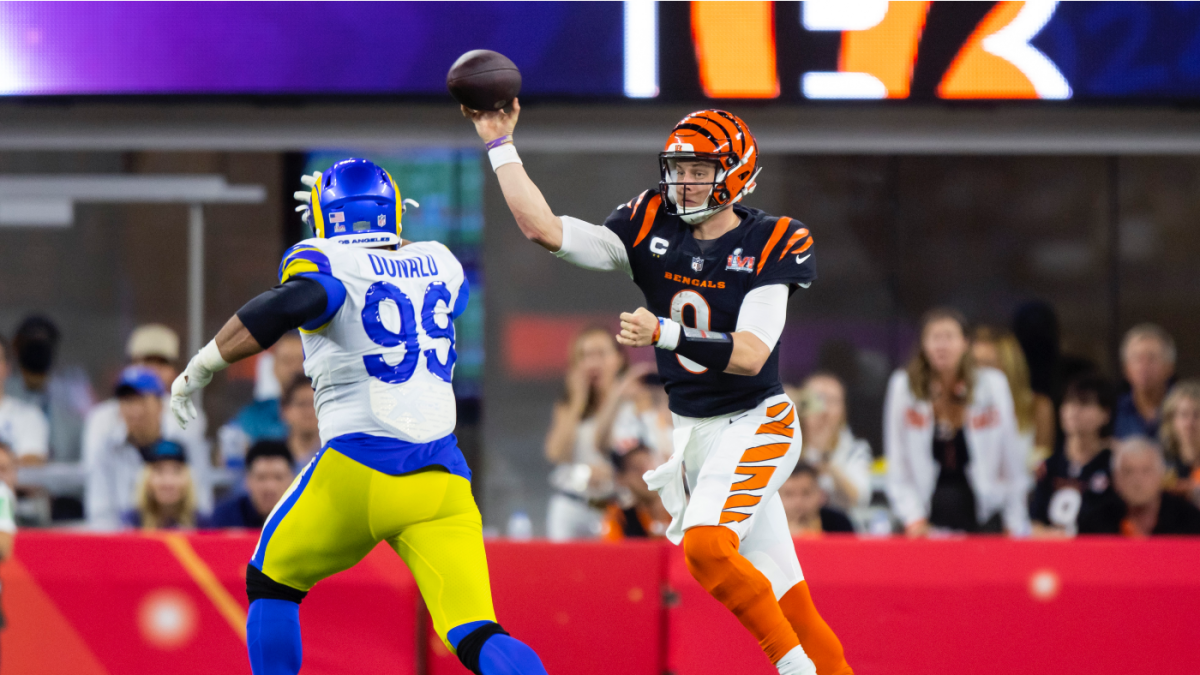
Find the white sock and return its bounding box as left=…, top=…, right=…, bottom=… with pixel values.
left=776, top=645, right=817, bottom=675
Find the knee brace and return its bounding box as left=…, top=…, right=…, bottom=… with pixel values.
left=246, top=564, right=308, bottom=605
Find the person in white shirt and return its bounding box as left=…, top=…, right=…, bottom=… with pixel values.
left=0, top=441, right=16, bottom=634
left=796, top=372, right=872, bottom=513
left=81, top=326, right=210, bottom=524
left=0, top=335, right=50, bottom=466
left=543, top=327, right=626, bottom=541
left=84, top=366, right=209, bottom=530
left=593, top=361, right=673, bottom=466
left=884, top=308, right=1031, bottom=537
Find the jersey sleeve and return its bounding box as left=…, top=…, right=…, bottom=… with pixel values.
left=750, top=217, right=816, bottom=291
left=556, top=217, right=632, bottom=276
left=604, top=189, right=652, bottom=243
left=277, top=240, right=347, bottom=330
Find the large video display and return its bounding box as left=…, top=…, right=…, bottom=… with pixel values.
left=0, top=2, right=625, bottom=96
left=0, top=1, right=1198, bottom=101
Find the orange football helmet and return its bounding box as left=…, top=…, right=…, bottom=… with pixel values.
left=659, top=110, right=761, bottom=225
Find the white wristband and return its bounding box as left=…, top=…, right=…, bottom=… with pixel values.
left=488, top=144, right=522, bottom=172
left=655, top=318, right=682, bottom=351
left=195, top=339, right=230, bottom=374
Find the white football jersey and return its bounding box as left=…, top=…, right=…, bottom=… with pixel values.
left=279, top=237, right=466, bottom=446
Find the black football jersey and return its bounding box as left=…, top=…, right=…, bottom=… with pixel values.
left=603, top=189, right=816, bottom=418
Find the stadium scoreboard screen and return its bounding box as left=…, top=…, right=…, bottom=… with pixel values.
left=0, top=1, right=1198, bottom=102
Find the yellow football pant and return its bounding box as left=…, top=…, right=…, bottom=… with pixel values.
left=252, top=447, right=496, bottom=647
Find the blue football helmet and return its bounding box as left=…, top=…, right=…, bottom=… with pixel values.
left=309, top=158, right=403, bottom=247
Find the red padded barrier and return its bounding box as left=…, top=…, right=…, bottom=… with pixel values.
left=427, top=539, right=666, bottom=675
left=8, top=531, right=420, bottom=675
left=8, top=532, right=1200, bottom=674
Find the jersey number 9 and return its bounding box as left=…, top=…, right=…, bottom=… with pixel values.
left=670, top=289, right=711, bottom=374
left=360, top=280, right=458, bottom=384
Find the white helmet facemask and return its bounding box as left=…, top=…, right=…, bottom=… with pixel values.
left=661, top=151, right=760, bottom=226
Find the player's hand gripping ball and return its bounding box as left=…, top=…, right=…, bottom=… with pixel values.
left=618, top=307, right=659, bottom=348
left=463, top=97, right=521, bottom=145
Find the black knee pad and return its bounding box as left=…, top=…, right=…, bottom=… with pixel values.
left=456, top=621, right=510, bottom=675
left=246, top=564, right=308, bottom=605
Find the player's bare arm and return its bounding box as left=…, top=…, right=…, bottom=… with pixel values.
left=618, top=307, right=772, bottom=376
left=463, top=99, right=564, bottom=251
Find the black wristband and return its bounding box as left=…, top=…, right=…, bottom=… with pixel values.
left=672, top=326, right=734, bottom=371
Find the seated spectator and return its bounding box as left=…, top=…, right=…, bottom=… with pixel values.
left=601, top=444, right=669, bottom=540
left=205, top=441, right=294, bottom=529
left=796, top=372, right=871, bottom=513
left=0, top=334, right=50, bottom=466
left=1160, top=380, right=1200, bottom=506
left=545, top=328, right=625, bottom=541
left=5, top=315, right=94, bottom=462
left=281, top=376, right=320, bottom=467
left=231, top=332, right=305, bottom=444
left=885, top=308, right=1030, bottom=537
left=122, top=439, right=198, bottom=530
left=85, top=367, right=208, bottom=529
left=1030, top=374, right=1116, bottom=535
left=0, top=442, right=16, bottom=559
left=780, top=464, right=855, bottom=536
left=594, top=362, right=673, bottom=465
left=82, top=325, right=211, bottom=515
left=972, top=326, right=1056, bottom=471
left=0, top=441, right=14, bottom=634
left=1114, top=324, right=1176, bottom=439
left=1079, top=437, right=1200, bottom=536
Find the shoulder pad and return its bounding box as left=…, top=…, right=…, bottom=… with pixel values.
left=279, top=239, right=335, bottom=283
left=753, top=217, right=811, bottom=274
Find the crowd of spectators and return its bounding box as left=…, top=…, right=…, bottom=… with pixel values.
left=3, top=305, right=1199, bottom=541
left=542, top=311, right=1200, bottom=542
left=0, top=315, right=311, bottom=535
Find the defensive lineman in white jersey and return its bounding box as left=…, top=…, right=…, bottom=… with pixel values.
left=170, top=159, right=547, bottom=675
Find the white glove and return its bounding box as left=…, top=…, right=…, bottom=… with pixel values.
left=293, top=171, right=322, bottom=225
left=170, top=340, right=229, bottom=429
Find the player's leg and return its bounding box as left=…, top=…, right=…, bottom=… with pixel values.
left=680, top=397, right=812, bottom=673
left=742, top=493, right=853, bottom=675
left=246, top=450, right=380, bottom=675
left=379, top=469, right=547, bottom=675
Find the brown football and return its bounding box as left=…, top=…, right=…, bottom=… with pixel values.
left=447, top=49, right=522, bottom=111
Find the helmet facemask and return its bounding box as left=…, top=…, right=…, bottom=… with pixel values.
left=659, top=148, right=760, bottom=226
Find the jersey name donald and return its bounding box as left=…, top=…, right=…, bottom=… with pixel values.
left=278, top=237, right=470, bottom=477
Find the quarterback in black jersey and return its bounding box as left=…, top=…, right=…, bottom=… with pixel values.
left=466, top=103, right=852, bottom=675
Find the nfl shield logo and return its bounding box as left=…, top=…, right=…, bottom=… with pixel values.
left=377, top=214, right=387, bottom=227
left=691, top=257, right=704, bottom=272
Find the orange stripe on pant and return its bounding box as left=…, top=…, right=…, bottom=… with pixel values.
left=741, top=442, right=791, bottom=463
left=683, top=526, right=800, bottom=664
left=757, top=406, right=796, bottom=437
left=766, top=402, right=789, bottom=417
left=732, top=465, right=775, bottom=491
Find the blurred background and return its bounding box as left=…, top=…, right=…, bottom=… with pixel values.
left=4, top=2, right=1200, bottom=673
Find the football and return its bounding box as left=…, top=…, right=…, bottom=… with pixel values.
left=446, top=49, right=522, bottom=111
